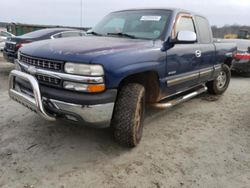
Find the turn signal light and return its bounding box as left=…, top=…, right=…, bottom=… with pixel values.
left=87, top=84, right=105, bottom=93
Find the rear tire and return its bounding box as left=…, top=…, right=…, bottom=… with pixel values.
left=111, top=83, right=145, bottom=148
left=206, top=64, right=231, bottom=95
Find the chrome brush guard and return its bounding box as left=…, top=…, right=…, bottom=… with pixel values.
left=9, top=70, right=56, bottom=121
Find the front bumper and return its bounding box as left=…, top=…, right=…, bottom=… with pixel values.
left=9, top=70, right=116, bottom=123
left=232, top=59, right=250, bottom=73
left=3, top=49, right=16, bottom=63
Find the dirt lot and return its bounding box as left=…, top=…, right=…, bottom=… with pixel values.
left=0, top=56, right=250, bottom=188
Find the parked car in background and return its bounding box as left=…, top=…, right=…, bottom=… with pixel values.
left=217, top=39, right=250, bottom=76
left=232, top=40, right=250, bottom=76
left=3, top=28, right=85, bottom=62
left=233, top=47, right=250, bottom=76
left=0, top=30, right=15, bottom=52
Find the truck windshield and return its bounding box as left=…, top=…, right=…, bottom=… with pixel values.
left=92, top=10, right=171, bottom=40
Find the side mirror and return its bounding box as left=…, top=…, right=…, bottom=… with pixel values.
left=161, top=31, right=197, bottom=51
left=176, top=31, right=197, bottom=43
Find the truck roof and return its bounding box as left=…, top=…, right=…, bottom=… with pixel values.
left=112, top=8, right=205, bottom=19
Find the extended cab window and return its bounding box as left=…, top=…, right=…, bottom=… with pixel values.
left=195, top=16, right=212, bottom=43
left=174, top=16, right=196, bottom=37
left=92, top=10, right=171, bottom=40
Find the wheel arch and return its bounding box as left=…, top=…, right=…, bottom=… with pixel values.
left=118, top=71, right=161, bottom=103
left=224, top=57, right=233, bottom=69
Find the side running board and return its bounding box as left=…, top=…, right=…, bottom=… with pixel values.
left=152, top=85, right=207, bottom=109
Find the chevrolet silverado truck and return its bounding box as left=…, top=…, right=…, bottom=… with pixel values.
left=9, top=8, right=236, bottom=147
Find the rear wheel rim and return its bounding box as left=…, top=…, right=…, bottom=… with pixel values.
left=216, top=71, right=227, bottom=89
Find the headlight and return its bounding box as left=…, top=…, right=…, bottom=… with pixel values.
left=64, top=63, right=104, bottom=76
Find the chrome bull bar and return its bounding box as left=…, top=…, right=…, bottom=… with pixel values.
left=9, top=70, right=56, bottom=121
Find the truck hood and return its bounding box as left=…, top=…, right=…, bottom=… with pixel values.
left=20, top=36, right=155, bottom=63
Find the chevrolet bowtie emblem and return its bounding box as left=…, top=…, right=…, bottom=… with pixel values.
left=27, top=66, right=37, bottom=75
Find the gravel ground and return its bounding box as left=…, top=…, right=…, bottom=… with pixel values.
left=0, top=57, right=250, bottom=188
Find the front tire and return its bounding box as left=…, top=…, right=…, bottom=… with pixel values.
left=206, top=64, right=231, bottom=95
left=111, top=83, right=145, bottom=148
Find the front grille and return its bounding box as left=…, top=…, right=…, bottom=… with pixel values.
left=36, top=75, right=61, bottom=85
left=5, top=42, right=15, bottom=51
left=20, top=54, right=63, bottom=71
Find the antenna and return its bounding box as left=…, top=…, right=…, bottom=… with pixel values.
left=80, top=0, right=83, bottom=27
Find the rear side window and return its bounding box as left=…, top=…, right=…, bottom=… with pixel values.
left=52, top=31, right=84, bottom=39
left=195, top=16, right=212, bottom=43
left=175, top=16, right=195, bottom=36
left=60, top=31, right=84, bottom=38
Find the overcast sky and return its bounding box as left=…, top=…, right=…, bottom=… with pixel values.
left=0, top=0, right=249, bottom=27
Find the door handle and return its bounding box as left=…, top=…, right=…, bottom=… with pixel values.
left=195, top=50, right=202, bottom=58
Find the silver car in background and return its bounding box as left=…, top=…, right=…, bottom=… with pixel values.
left=0, top=30, right=15, bottom=52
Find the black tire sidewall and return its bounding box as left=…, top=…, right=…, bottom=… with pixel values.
left=111, top=83, right=146, bottom=147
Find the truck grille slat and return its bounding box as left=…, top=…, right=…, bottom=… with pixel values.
left=20, top=54, right=63, bottom=71
left=20, top=54, right=63, bottom=87
left=36, top=75, right=61, bottom=85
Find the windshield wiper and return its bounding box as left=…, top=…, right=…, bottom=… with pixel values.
left=107, top=32, right=136, bottom=39
left=86, top=31, right=103, bottom=36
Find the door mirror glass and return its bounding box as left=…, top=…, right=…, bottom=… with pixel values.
left=177, top=31, right=197, bottom=43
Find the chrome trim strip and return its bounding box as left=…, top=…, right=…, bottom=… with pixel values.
left=165, top=66, right=216, bottom=87
left=167, top=73, right=199, bottom=86
left=17, top=60, right=104, bottom=84
left=214, top=64, right=222, bottom=70
left=9, top=70, right=56, bottom=121
left=200, top=68, right=213, bottom=77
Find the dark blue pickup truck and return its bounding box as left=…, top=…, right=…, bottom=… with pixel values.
left=9, top=8, right=236, bottom=147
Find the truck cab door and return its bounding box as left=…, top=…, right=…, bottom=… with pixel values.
left=194, top=16, right=215, bottom=83
left=163, top=14, right=201, bottom=96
